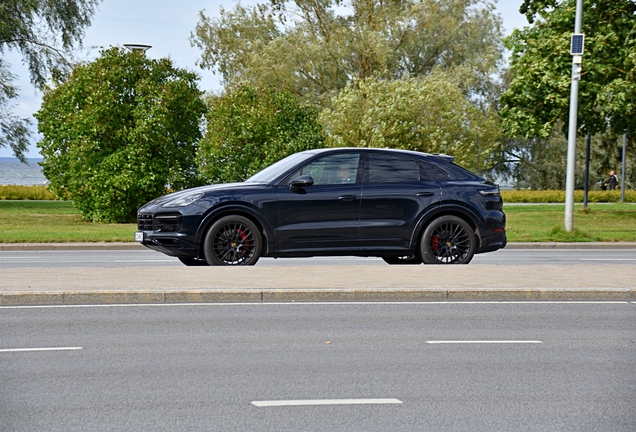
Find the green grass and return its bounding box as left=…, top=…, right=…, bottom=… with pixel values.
left=504, top=203, right=636, bottom=242
left=0, top=201, right=136, bottom=243
left=0, top=200, right=634, bottom=243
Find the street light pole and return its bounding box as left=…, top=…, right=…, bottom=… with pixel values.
left=564, top=0, right=584, bottom=231
left=621, top=133, right=627, bottom=202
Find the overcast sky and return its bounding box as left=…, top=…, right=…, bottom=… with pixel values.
left=2, top=0, right=528, bottom=158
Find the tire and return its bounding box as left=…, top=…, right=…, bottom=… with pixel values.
left=178, top=257, right=208, bottom=266
left=203, top=215, right=262, bottom=266
left=420, top=216, right=476, bottom=264
left=382, top=255, right=422, bottom=265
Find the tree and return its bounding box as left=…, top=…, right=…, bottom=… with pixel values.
left=499, top=0, right=635, bottom=189
left=0, top=0, right=101, bottom=160
left=319, top=72, right=502, bottom=173
left=501, top=0, right=636, bottom=139
left=36, top=47, right=207, bottom=223
left=0, top=60, right=30, bottom=162
left=198, top=86, right=325, bottom=184
left=191, top=0, right=504, bottom=107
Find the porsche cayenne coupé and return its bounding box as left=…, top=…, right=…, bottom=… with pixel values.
left=135, top=148, right=506, bottom=266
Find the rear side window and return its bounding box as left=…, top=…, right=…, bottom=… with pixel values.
left=419, top=162, right=448, bottom=181
left=368, top=154, right=420, bottom=183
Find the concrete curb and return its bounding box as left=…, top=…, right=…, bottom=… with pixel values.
left=1, top=288, right=634, bottom=306
left=0, top=242, right=634, bottom=251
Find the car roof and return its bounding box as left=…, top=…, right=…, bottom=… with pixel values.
left=302, top=147, right=455, bottom=163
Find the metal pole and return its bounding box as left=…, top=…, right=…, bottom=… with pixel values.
left=621, top=133, right=627, bottom=202
left=583, top=132, right=590, bottom=208
left=564, top=0, right=584, bottom=231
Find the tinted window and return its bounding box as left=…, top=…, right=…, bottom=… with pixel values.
left=286, top=153, right=360, bottom=186
left=368, top=154, right=420, bottom=184
left=419, top=162, right=448, bottom=181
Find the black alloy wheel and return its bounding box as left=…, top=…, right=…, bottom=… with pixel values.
left=204, top=215, right=262, bottom=266
left=382, top=255, right=422, bottom=265
left=178, top=257, right=208, bottom=266
left=420, top=215, right=475, bottom=264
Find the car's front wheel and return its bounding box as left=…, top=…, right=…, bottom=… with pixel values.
left=204, top=215, right=262, bottom=266
left=420, top=216, right=476, bottom=264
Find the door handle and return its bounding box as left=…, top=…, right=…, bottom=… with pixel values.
left=338, top=195, right=357, bottom=201
left=416, top=192, right=434, bottom=197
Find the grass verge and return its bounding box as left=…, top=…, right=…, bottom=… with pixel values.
left=0, top=201, right=135, bottom=243
left=0, top=200, right=634, bottom=243
left=504, top=203, right=636, bottom=242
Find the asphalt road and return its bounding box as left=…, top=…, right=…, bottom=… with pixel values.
left=0, top=248, right=635, bottom=268
left=2, top=302, right=635, bottom=431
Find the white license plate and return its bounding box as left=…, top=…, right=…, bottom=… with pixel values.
left=134, top=231, right=144, bottom=242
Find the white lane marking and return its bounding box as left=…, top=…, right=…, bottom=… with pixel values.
left=0, top=301, right=629, bottom=309
left=112, top=260, right=175, bottom=262
left=252, top=398, right=402, bottom=407
left=580, top=259, right=636, bottom=261
left=0, top=347, right=82, bottom=353
left=427, top=341, right=542, bottom=344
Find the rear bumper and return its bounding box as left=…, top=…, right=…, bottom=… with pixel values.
left=477, top=230, right=507, bottom=254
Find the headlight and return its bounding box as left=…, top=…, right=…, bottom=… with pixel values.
left=161, top=193, right=204, bottom=208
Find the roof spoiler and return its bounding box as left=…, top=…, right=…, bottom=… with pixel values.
left=430, top=153, right=454, bottom=163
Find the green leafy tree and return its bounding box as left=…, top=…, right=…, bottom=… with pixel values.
left=499, top=0, right=635, bottom=188
left=36, top=47, right=207, bottom=223
left=198, top=86, right=325, bottom=183
left=191, top=0, right=503, bottom=106
left=319, top=72, right=502, bottom=173
left=0, top=0, right=101, bottom=160
left=501, top=0, right=635, bottom=139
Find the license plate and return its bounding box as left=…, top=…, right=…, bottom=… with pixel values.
left=134, top=231, right=144, bottom=242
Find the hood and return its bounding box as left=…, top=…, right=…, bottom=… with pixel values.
left=141, top=182, right=258, bottom=208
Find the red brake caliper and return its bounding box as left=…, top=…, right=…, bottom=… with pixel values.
left=431, top=236, right=440, bottom=252
left=236, top=229, right=250, bottom=254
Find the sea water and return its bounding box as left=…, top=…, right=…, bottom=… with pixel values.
left=0, top=157, right=47, bottom=185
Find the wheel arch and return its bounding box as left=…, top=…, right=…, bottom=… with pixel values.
left=412, top=204, right=483, bottom=252
left=195, top=204, right=272, bottom=259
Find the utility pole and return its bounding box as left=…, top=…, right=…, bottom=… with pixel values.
left=564, top=0, right=584, bottom=231
left=583, top=132, right=590, bottom=208
left=621, top=133, right=627, bottom=202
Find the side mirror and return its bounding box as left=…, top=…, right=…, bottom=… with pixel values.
left=289, top=175, right=314, bottom=193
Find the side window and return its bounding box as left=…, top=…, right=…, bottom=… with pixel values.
left=419, top=162, right=448, bottom=181
left=368, top=154, right=420, bottom=184
left=286, top=154, right=360, bottom=186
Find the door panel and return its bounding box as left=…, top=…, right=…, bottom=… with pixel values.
left=275, top=153, right=362, bottom=253
left=359, top=154, right=441, bottom=250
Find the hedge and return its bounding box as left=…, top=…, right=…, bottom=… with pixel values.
left=0, top=185, right=58, bottom=200
left=501, top=190, right=635, bottom=203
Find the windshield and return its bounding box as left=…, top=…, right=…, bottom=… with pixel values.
left=245, top=151, right=316, bottom=184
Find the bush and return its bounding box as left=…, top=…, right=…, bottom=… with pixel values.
left=36, top=47, right=206, bottom=223
left=0, top=185, right=58, bottom=200
left=502, top=190, right=636, bottom=203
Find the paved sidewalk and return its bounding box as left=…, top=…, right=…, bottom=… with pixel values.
left=1, top=262, right=634, bottom=305
left=1, top=242, right=634, bottom=305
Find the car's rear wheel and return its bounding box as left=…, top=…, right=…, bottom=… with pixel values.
left=177, top=257, right=208, bottom=266
left=204, top=216, right=262, bottom=266
left=382, top=255, right=422, bottom=265
left=420, top=216, right=475, bottom=264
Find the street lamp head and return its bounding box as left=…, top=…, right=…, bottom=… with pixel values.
left=124, top=44, right=152, bottom=53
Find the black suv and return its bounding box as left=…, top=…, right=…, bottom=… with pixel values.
left=136, top=148, right=506, bottom=265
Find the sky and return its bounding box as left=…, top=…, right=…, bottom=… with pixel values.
left=1, top=0, right=529, bottom=158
